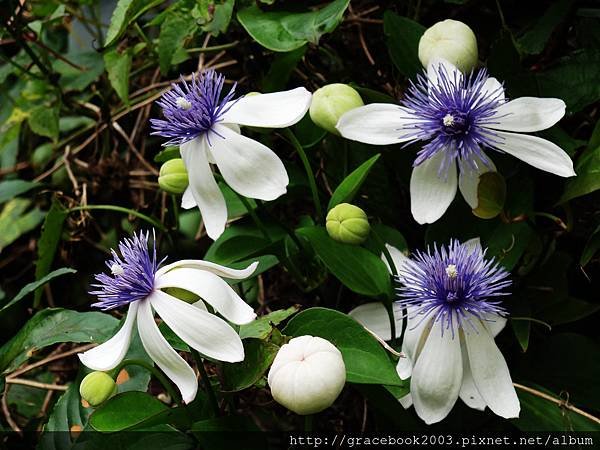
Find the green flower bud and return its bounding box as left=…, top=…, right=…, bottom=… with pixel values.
left=472, top=172, right=506, bottom=219
left=158, top=158, right=188, bottom=194
left=326, top=203, right=370, bottom=245
left=418, top=19, right=478, bottom=73
left=309, top=84, right=364, bottom=135
left=79, top=371, right=117, bottom=407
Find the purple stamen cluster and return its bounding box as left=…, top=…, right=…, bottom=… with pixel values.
left=400, top=64, right=507, bottom=176
left=90, top=230, right=164, bottom=311
left=395, top=240, right=511, bottom=337
left=150, top=70, right=238, bottom=146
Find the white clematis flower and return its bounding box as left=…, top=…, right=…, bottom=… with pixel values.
left=151, top=70, right=312, bottom=240
left=349, top=238, right=520, bottom=424
left=78, top=230, right=257, bottom=404
left=336, top=59, right=575, bottom=224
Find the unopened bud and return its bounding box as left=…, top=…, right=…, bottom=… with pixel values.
left=326, top=203, right=370, bottom=245
left=310, top=84, right=364, bottom=135
left=268, top=336, right=346, bottom=415
left=418, top=19, right=478, bottom=73
left=158, top=158, right=188, bottom=194
left=79, top=371, right=117, bottom=407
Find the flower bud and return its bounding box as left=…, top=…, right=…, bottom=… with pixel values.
left=418, top=19, right=478, bottom=73
left=310, top=84, right=364, bottom=135
left=268, top=336, right=346, bottom=415
left=158, top=158, right=188, bottom=194
left=79, top=371, right=117, bottom=407
left=326, top=203, right=370, bottom=245
left=472, top=171, right=506, bottom=219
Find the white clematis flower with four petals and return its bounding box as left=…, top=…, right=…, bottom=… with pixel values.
left=336, top=58, right=575, bottom=224
left=150, top=70, right=312, bottom=240
left=78, top=230, right=257, bottom=404
left=349, top=238, right=520, bottom=424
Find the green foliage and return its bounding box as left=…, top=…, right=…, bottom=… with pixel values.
left=383, top=12, right=426, bottom=79
left=328, top=154, right=381, bottom=210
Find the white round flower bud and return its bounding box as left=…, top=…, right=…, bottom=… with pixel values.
left=268, top=336, right=346, bottom=415
left=418, top=19, right=478, bottom=73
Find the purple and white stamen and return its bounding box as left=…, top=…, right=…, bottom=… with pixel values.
left=150, top=70, right=238, bottom=147
left=395, top=239, right=511, bottom=338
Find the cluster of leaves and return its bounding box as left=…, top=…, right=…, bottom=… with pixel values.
left=0, top=0, right=599, bottom=446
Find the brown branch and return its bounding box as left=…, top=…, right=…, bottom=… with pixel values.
left=8, top=343, right=95, bottom=379
left=6, top=378, right=69, bottom=391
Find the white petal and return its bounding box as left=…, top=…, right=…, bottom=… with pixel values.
left=181, top=186, right=196, bottom=209
left=180, top=137, right=228, bottom=239
left=459, top=339, right=486, bottom=411
left=481, top=77, right=505, bottom=103
left=336, top=104, right=417, bottom=145
left=209, top=124, right=288, bottom=201
left=411, top=321, right=463, bottom=424
left=487, top=98, right=565, bottom=132
left=463, top=237, right=482, bottom=253
left=397, top=312, right=433, bottom=380
left=149, top=290, right=244, bottom=362
left=221, top=87, right=311, bottom=128
left=380, top=244, right=410, bottom=275
left=492, top=131, right=575, bottom=177
left=427, top=58, right=461, bottom=89
left=78, top=302, right=138, bottom=371
left=156, top=259, right=258, bottom=280
left=483, top=314, right=507, bottom=338
left=348, top=302, right=402, bottom=341
left=399, top=393, right=413, bottom=409
left=458, top=152, right=496, bottom=209
left=410, top=152, right=458, bottom=224
left=463, top=317, right=520, bottom=418
left=155, top=267, right=256, bottom=325
left=136, top=298, right=198, bottom=404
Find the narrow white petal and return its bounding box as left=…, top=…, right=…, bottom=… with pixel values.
left=78, top=302, right=138, bottom=371
left=463, top=317, right=520, bottom=418
left=348, top=302, right=402, bottom=341
left=221, top=87, right=311, bottom=128
left=399, top=393, right=413, bottom=409
left=180, top=137, right=227, bottom=239
left=463, top=237, right=482, bottom=253
left=410, top=153, right=458, bottom=224
left=458, top=153, right=496, bottom=209
left=492, top=131, right=575, bottom=177
left=427, top=58, right=461, bottom=89
left=397, top=311, right=433, bottom=380
left=459, top=339, right=486, bottom=411
left=483, top=314, right=507, bottom=338
left=136, top=298, right=198, bottom=404
left=209, top=124, right=288, bottom=201
left=181, top=186, right=196, bottom=209
left=156, top=259, right=258, bottom=280
left=380, top=243, right=410, bottom=275
left=487, top=97, right=565, bottom=132
left=336, top=104, right=417, bottom=145
left=481, top=77, right=505, bottom=103
left=411, top=321, right=463, bottom=424
left=155, top=267, right=256, bottom=325
left=149, top=290, right=244, bottom=362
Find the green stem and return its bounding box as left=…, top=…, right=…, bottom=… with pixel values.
left=237, top=193, right=271, bottom=241
left=112, top=359, right=181, bottom=405
left=68, top=205, right=166, bottom=231
left=187, top=41, right=240, bottom=53
left=134, top=22, right=155, bottom=55
left=372, top=230, right=400, bottom=347
left=283, top=129, right=322, bottom=221
left=191, top=349, right=220, bottom=417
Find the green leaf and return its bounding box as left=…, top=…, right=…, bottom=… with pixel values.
left=0, top=198, right=46, bottom=252
left=158, top=10, right=197, bottom=74
left=517, top=0, right=573, bottom=55
left=104, top=47, right=133, bottom=105
left=0, top=180, right=40, bottom=204
left=54, top=51, right=105, bottom=92
left=328, top=154, right=381, bottom=210
left=559, top=145, right=600, bottom=203
left=192, top=416, right=266, bottom=449
left=222, top=339, right=279, bottom=391
left=89, top=391, right=169, bottom=432
left=383, top=12, right=426, bottom=79
left=239, top=306, right=299, bottom=340
left=34, top=201, right=68, bottom=305
left=283, top=307, right=403, bottom=386
left=0, top=308, right=119, bottom=373
left=105, top=0, right=145, bottom=47
left=514, top=384, right=600, bottom=431
left=29, top=105, right=59, bottom=140
left=581, top=225, right=600, bottom=266
left=297, top=226, right=391, bottom=298
left=262, top=46, right=307, bottom=93
left=237, top=0, right=350, bottom=52
left=201, top=0, right=235, bottom=36
left=1, top=267, right=75, bottom=313
left=154, top=146, right=180, bottom=163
